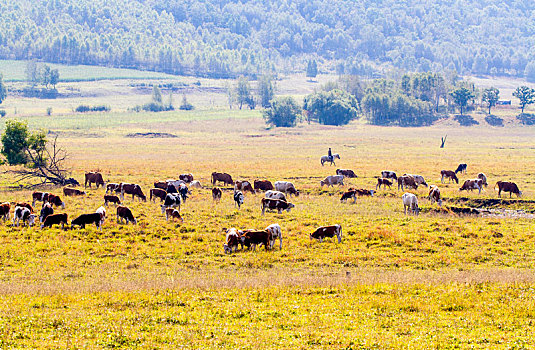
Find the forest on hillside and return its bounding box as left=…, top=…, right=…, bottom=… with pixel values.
left=0, top=0, right=534, bottom=78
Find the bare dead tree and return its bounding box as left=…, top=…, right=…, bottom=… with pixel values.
left=440, top=135, right=447, bottom=148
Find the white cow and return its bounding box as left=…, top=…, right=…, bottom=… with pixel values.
left=265, top=190, right=287, bottom=201
left=13, top=206, right=36, bottom=227
left=404, top=174, right=428, bottom=187
left=402, top=193, right=419, bottom=215
left=190, top=180, right=202, bottom=188
left=274, top=181, right=300, bottom=197
left=381, top=171, right=397, bottom=181
left=265, top=223, right=282, bottom=250
left=320, top=175, right=344, bottom=187
left=166, top=179, right=186, bottom=191
left=96, top=206, right=106, bottom=225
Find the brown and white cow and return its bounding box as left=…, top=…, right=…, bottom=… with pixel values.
left=211, top=172, right=233, bottom=186
left=240, top=229, right=272, bottom=251
left=404, top=174, right=428, bottom=187
left=117, top=205, right=137, bottom=225
left=376, top=178, right=393, bottom=190
left=261, top=198, right=295, bottom=215
left=179, top=173, right=194, bottom=183
left=441, top=170, right=459, bottom=184
left=160, top=193, right=182, bottom=213
left=320, top=175, right=344, bottom=187
left=310, top=224, right=342, bottom=243
left=235, top=180, right=255, bottom=194
left=381, top=171, right=397, bottom=181
left=340, top=190, right=357, bottom=203
left=150, top=188, right=167, bottom=202
left=106, top=183, right=122, bottom=194
left=13, top=206, right=36, bottom=227
left=120, top=183, right=146, bottom=202
left=398, top=175, right=418, bottom=191
left=15, top=202, right=34, bottom=213
left=104, top=195, right=121, bottom=206
left=39, top=202, right=54, bottom=223
left=212, top=187, right=222, bottom=202
left=274, top=181, right=299, bottom=197
left=41, top=213, right=67, bottom=229
left=223, top=228, right=242, bottom=254
left=477, top=173, right=488, bottom=187
left=265, top=223, right=283, bottom=250
left=428, top=185, right=442, bottom=206
left=0, top=202, right=10, bottom=221
left=336, top=169, right=357, bottom=178
left=165, top=208, right=183, bottom=222
left=71, top=213, right=103, bottom=230
left=96, top=206, right=106, bottom=224
left=48, top=194, right=65, bottom=209
left=353, top=188, right=374, bottom=197
left=265, top=190, right=287, bottom=202
left=459, top=179, right=483, bottom=194
left=254, top=180, right=274, bottom=192
left=63, top=187, right=86, bottom=197
left=85, top=172, right=105, bottom=188
left=495, top=181, right=522, bottom=198
left=32, top=192, right=65, bottom=208
left=32, top=192, right=49, bottom=206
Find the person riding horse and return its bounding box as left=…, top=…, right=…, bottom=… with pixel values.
left=328, top=148, right=333, bottom=162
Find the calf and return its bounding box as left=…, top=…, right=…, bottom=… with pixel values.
left=495, top=181, right=522, bottom=198
left=261, top=198, right=295, bottom=215
left=274, top=181, right=299, bottom=197
left=117, top=205, right=137, bottom=225
left=381, top=171, right=397, bottom=181
left=0, top=202, right=10, bottom=221
left=336, top=169, right=357, bottom=178
left=455, top=163, right=467, bottom=174
left=190, top=180, right=202, bottom=189
left=212, top=187, right=222, bottom=202
left=402, top=193, right=419, bottom=215
left=223, top=228, right=242, bottom=254
left=477, top=173, right=488, bottom=187
left=340, top=190, right=357, bottom=203
left=165, top=208, right=183, bottom=222
left=235, top=180, right=255, bottom=194
left=460, top=179, right=482, bottom=194
left=160, top=193, right=181, bottom=213
left=106, top=183, right=121, bottom=194
left=39, top=203, right=54, bottom=223
left=428, top=185, right=442, bottom=206
left=376, top=178, right=392, bottom=190
left=234, top=191, right=244, bottom=209
left=265, top=223, right=283, bottom=250
left=41, top=213, right=68, bottom=229
left=254, top=180, right=274, bottom=192
left=63, top=187, right=86, bottom=196
left=310, top=224, right=342, bottom=243
left=265, top=190, right=287, bottom=202
left=121, top=183, right=146, bottom=202
left=13, top=206, right=36, bottom=227
left=16, top=202, right=34, bottom=213
left=441, top=170, right=459, bottom=184
left=104, top=195, right=121, bottom=206
left=71, top=213, right=103, bottom=230
left=398, top=175, right=418, bottom=190
left=178, top=183, right=190, bottom=203
left=150, top=188, right=167, bottom=202
left=320, top=175, right=344, bottom=187
left=240, top=229, right=272, bottom=251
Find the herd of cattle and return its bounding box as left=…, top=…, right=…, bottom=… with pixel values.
left=0, top=165, right=525, bottom=253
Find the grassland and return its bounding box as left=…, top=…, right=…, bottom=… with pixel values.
left=1, top=70, right=535, bottom=348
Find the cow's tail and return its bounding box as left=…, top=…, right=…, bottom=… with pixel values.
left=211, top=173, right=215, bottom=185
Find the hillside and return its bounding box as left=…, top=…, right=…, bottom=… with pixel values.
left=0, top=0, right=533, bottom=78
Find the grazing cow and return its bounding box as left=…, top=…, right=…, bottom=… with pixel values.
left=190, top=180, right=202, bottom=189
left=153, top=181, right=167, bottom=190
left=381, top=171, right=397, bottom=181
left=274, top=181, right=299, bottom=197
left=404, top=174, right=428, bottom=187
left=104, top=195, right=121, bottom=206
left=179, top=173, right=194, bottom=183
left=165, top=208, right=183, bottom=222
left=376, top=178, right=393, bottom=190
left=0, top=202, right=10, bottom=221
left=166, top=184, right=178, bottom=194
left=106, top=183, right=121, bottom=194
left=167, top=179, right=186, bottom=191
left=96, top=206, right=106, bottom=224
left=41, top=213, right=67, bottom=229
left=211, top=172, right=234, bottom=186
left=240, top=230, right=272, bottom=251
left=178, top=183, right=190, bottom=203
left=254, top=180, right=274, bottom=192
left=320, top=175, right=344, bottom=187
left=63, top=187, right=86, bottom=197
left=477, top=173, right=488, bottom=187
left=265, top=190, right=287, bottom=202
left=441, top=170, right=459, bottom=184
left=116, top=205, right=137, bottom=225
left=223, top=228, right=242, bottom=253
left=160, top=193, right=182, bottom=213
left=261, top=198, right=295, bottom=215
left=310, top=224, right=342, bottom=243
left=212, top=187, right=222, bottom=202
left=354, top=188, right=374, bottom=196
left=85, top=172, right=105, bottom=188
left=47, top=194, right=65, bottom=209
left=39, top=203, right=54, bottom=223
left=32, top=191, right=49, bottom=206
left=16, top=202, right=34, bottom=213
left=340, top=189, right=357, bottom=203
left=150, top=188, right=167, bottom=202
left=265, top=223, right=283, bottom=250
left=336, top=169, right=357, bottom=178
left=235, top=180, right=255, bottom=194
left=459, top=179, right=483, bottom=194
left=71, top=213, right=103, bottom=230
left=320, top=154, right=340, bottom=166
left=402, top=193, right=419, bottom=215
left=428, top=185, right=442, bottom=206
left=234, top=191, right=244, bottom=209
left=398, top=175, right=418, bottom=191
left=120, top=183, right=146, bottom=202
left=13, top=206, right=36, bottom=227
left=495, top=181, right=522, bottom=198
left=455, top=163, right=467, bottom=174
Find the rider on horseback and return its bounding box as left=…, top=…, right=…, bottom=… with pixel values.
left=328, top=148, right=333, bottom=163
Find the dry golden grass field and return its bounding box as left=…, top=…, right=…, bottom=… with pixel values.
left=1, top=70, right=535, bottom=348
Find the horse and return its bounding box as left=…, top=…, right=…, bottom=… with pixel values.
left=320, top=154, right=340, bottom=166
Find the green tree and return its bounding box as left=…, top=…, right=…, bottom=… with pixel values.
left=303, top=89, right=359, bottom=126
left=482, top=87, right=500, bottom=114
left=306, top=60, right=318, bottom=79
left=50, top=69, right=59, bottom=89
left=263, top=97, right=301, bottom=127
left=257, top=75, right=275, bottom=108
left=1, top=120, right=29, bottom=165
left=152, top=85, right=162, bottom=104
left=513, top=85, right=535, bottom=113
left=42, top=65, right=51, bottom=88
left=179, top=94, right=194, bottom=110
left=236, top=76, right=252, bottom=110
left=25, top=60, right=40, bottom=87
left=0, top=74, right=7, bottom=104
left=450, top=87, right=475, bottom=115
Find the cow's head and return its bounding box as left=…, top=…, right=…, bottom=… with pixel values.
left=223, top=244, right=231, bottom=254
left=285, top=203, right=295, bottom=212
left=320, top=180, right=325, bottom=187
left=28, top=214, right=36, bottom=227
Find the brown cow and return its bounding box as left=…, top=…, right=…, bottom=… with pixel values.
left=223, top=228, right=242, bottom=254
left=240, top=229, right=272, bottom=251
left=33, top=192, right=65, bottom=208
left=460, top=179, right=483, bottom=194
left=120, top=183, right=146, bottom=202
left=211, top=172, right=233, bottom=186
left=32, top=192, right=49, bottom=206
left=117, top=205, right=137, bottom=224
left=41, top=213, right=68, bottom=229
left=254, top=180, right=274, bottom=192
left=235, top=180, right=255, bottom=194
left=428, top=185, right=442, bottom=206
left=212, top=187, right=222, bottom=202
left=71, top=213, right=102, bottom=230
left=376, top=178, right=393, bottom=190
left=398, top=175, right=418, bottom=190
left=495, top=181, right=522, bottom=198
left=0, top=202, right=10, bottom=221
left=63, top=187, right=86, bottom=196
left=310, top=224, right=342, bottom=243
left=15, top=202, right=34, bottom=213
left=261, top=198, right=294, bottom=215
left=104, top=195, right=121, bottom=206
left=179, top=173, right=194, bottom=183
left=441, top=170, right=459, bottom=184
left=354, top=188, right=374, bottom=197
left=106, top=183, right=121, bottom=194
left=336, top=169, right=357, bottom=178
left=165, top=208, right=183, bottom=222
left=47, top=194, right=65, bottom=208
left=85, top=172, right=105, bottom=188
left=153, top=181, right=167, bottom=190
left=150, top=188, right=167, bottom=202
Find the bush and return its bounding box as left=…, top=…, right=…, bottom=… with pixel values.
left=75, top=105, right=111, bottom=113
left=454, top=114, right=479, bottom=126
left=0, top=110, right=6, bottom=117
left=485, top=114, right=503, bottom=127
left=303, top=89, right=358, bottom=126
left=517, top=113, right=535, bottom=125
left=75, top=105, right=90, bottom=113
left=179, top=95, right=194, bottom=110
left=263, top=97, right=301, bottom=127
